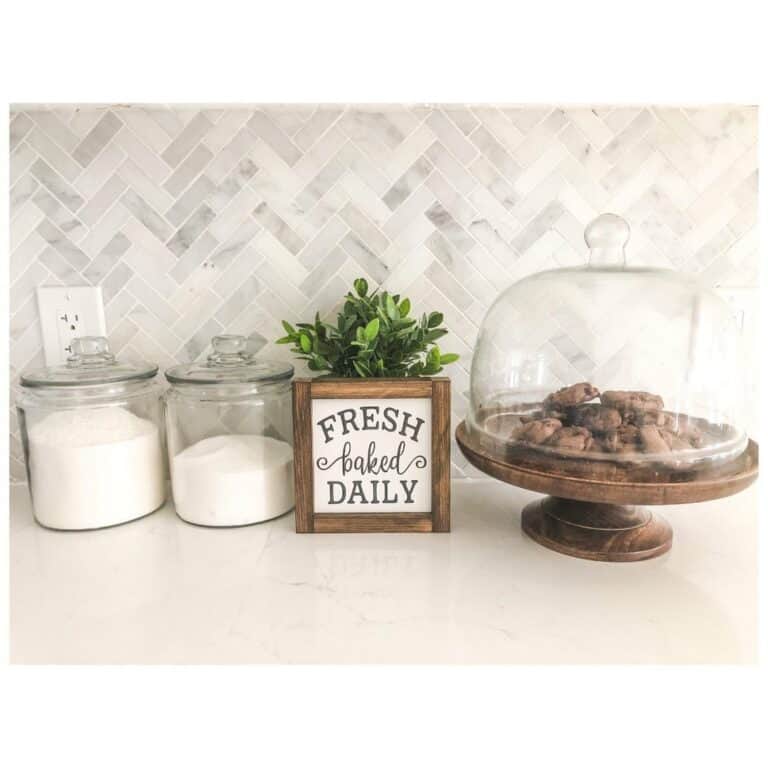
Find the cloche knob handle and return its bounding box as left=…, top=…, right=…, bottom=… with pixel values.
left=584, top=213, right=630, bottom=268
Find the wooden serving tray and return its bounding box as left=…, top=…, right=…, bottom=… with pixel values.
left=456, top=421, right=758, bottom=562
left=456, top=422, right=758, bottom=505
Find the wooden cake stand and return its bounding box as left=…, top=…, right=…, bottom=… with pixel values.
left=456, top=421, right=759, bottom=562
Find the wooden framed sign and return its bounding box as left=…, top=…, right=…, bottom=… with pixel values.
left=292, top=377, right=451, bottom=533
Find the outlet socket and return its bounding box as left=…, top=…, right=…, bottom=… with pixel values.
left=36, top=286, right=107, bottom=365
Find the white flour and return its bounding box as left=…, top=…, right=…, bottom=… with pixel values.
left=28, top=407, right=165, bottom=530
left=171, top=434, right=294, bottom=526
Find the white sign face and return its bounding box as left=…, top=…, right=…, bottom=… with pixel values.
left=311, top=398, right=432, bottom=513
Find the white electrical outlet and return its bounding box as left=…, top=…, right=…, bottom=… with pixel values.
left=36, top=286, right=107, bottom=365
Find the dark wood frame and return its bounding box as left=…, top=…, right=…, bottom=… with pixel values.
left=293, top=377, right=451, bottom=533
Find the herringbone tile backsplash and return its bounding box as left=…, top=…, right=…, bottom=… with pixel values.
left=9, top=104, right=759, bottom=482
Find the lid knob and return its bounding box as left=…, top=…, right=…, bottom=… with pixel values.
left=584, top=213, right=630, bottom=268
left=67, top=336, right=116, bottom=367
left=207, top=334, right=252, bottom=366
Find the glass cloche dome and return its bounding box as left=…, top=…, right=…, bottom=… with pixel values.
left=468, top=213, right=748, bottom=467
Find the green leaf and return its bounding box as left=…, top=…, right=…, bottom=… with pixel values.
left=424, top=328, right=448, bottom=342
left=299, top=333, right=312, bottom=353
left=352, top=360, right=371, bottom=377
left=354, top=277, right=368, bottom=297
left=307, top=354, right=330, bottom=371
left=385, top=293, right=397, bottom=321
left=275, top=335, right=293, bottom=344
left=439, top=353, right=459, bottom=365
left=428, top=311, right=444, bottom=328
left=428, top=346, right=441, bottom=365
left=281, top=320, right=295, bottom=335
left=398, top=298, right=411, bottom=317
left=364, top=317, right=380, bottom=341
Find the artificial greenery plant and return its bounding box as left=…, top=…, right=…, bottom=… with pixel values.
left=276, top=278, right=459, bottom=377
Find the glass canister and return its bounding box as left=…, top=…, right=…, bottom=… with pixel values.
left=164, top=334, right=295, bottom=527
left=17, top=336, right=166, bottom=530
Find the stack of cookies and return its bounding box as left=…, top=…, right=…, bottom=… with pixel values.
left=513, top=383, right=704, bottom=455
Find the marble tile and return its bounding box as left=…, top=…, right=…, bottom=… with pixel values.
left=252, top=202, right=305, bottom=256
left=425, top=258, right=473, bottom=310
left=338, top=202, right=389, bottom=254
left=181, top=316, right=224, bottom=361
left=425, top=109, right=478, bottom=165
left=120, top=188, right=173, bottom=242
left=100, top=262, right=134, bottom=304
left=31, top=187, right=85, bottom=239
left=167, top=204, right=216, bottom=257
left=37, top=246, right=82, bottom=283
left=26, top=128, right=84, bottom=181
left=248, top=110, right=302, bottom=166
left=28, top=157, right=84, bottom=212
left=10, top=142, right=38, bottom=185
left=115, top=124, right=172, bottom=183
left=294, top=106, right=343, bottom=151
left=77, top=172, right=128, bottom=227
left=72, top=111, right=123, bottom=168
left=9, top=174, right=38, bottom=219
left=10, top=296, right=39, bottom=341
left=297, top=213, right=348, bottom=268
left=383, top=155, right=433, bottom=211
left=424, top=201, right=474, bottom=255
left=25, top=108, right=80, bottom=152
left=163, top=143, right=213, bottom=197
left=215, top=275, right=262, bottom=325
left=9, top=112, right=34, bottom=151
left=160, top=111, right=213, bottom=167
left=208, top=158, right=258, bottom=212
left=10, top=229, right=47, bottom=283
left=35, top=218, right=89, bottom=269
left=207, top=218, right=262, bottom=270
left=83, top=232, right=132, bottom=284
left=115, top=156, right=173, bottom=213
left=469, top=125, right=522, bottom=182
left=169, top=231, right=220, bottom=284
left=339, top=231, right=388, bottom=283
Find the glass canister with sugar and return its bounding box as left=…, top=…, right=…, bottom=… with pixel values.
left=17, top=336, right=165, bottom=530
left=164, top=334, right=295, bottom=527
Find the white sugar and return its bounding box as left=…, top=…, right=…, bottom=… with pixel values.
left=171, top=434, right=294, bottom=526
left=28, top=407, right=165, bottom=530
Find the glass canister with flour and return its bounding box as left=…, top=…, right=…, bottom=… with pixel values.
left=164, top=335, right=295, bottom=527
left=17, top=336, right=166, bottom=530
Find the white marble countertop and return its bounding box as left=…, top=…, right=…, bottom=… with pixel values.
left=10, top=481, right=757, bottom=664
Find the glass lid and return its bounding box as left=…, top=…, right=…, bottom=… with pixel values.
left=20, top=336, right=158, bottom=387
left=467, top=213, right=748, bottom=467
left=165, top=335, right=293, bottom=385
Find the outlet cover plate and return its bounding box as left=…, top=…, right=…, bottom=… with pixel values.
left=36, top=286, right=107, bottom=366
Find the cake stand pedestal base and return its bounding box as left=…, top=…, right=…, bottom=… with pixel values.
left=521, top=497, right=673, bottom=562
